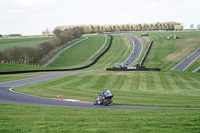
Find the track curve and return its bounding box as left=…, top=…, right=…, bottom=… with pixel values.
left=172, top=47, right=200, bottom=71
left=122, top=34, right=143, bottom=67
left=0, top=71, right=199, bottom=109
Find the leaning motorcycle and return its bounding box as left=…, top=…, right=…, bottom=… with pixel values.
left=93, top=92, right=114, bottom=106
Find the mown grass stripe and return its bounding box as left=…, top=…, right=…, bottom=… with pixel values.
left=183, top=76, right=200, bottom=90
left=147, top=72, right=154, bottom=90
left=153, top=72, right=164, bottom=90
left=165, top=72, right=180, bottom=90
left=138, top=72, right=148, bottom=90
left=120, top=74, right=133, bottom=91
left=178, top=76, right=198, bottom=90
left=159, top=72, right=171, bottom=90
left=170, top=73, right=189, bottom=90
left=131, top=72, right=139, bottom=90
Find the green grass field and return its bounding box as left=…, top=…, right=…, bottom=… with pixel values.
left=0, top=63, right=49, bottom=72
left=134, top=31, right=200, bottom=71
left=0, top=36, right=51, bottom=51
left=48, top=35, right=108, bottom=68
left=0, top=103, right=200, bottom=133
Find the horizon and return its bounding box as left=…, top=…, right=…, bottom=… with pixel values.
left=0, top=0, right=200, bottom=35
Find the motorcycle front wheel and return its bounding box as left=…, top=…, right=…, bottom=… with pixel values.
left=103, top=99, right=111, bottom=106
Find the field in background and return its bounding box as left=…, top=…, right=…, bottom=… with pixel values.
left=0, top=103, right=199, bottom=133
left=0, top=63, right=49, bottom=72
left=0, top=36, right=51, bottom=51
left=137, top=31, right=200, bottom=71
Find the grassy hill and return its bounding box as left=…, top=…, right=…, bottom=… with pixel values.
left=0, top=36, right=51, bottom=51
left=48, top=35, right=108, bottom=68
left=132, top=31, right=200, bottom=71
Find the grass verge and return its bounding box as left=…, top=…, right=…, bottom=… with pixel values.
left=0, top=103, right=199, bottom=133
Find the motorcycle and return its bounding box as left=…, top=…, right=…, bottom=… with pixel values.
left=93, top=91, right=114, bottom=106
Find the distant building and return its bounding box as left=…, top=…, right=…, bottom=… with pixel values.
left=0, top=34, right=2, bottom=37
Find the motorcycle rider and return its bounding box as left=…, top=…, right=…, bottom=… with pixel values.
left=97, top=90, right=111, bottom=104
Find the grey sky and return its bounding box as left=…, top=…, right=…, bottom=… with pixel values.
left=0, top=0, right=199, bottom=35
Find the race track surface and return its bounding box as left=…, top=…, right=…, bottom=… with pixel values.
left=122, top=34, right=143, bottom=67
left=172, top=47, right=200, bottom=71
left=0, top=71, right=199, bottom=109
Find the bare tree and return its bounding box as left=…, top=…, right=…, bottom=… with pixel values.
left=42, top=28, right=51, bottom=36
left=197, top=24, right=200, bottom=30
left=190, top=24, right=194, bottom=29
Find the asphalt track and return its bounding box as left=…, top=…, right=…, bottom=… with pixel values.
left=122, top=34, right=143, bottom=67
left=1, top=70, right=199, bottom=109
left=172, top=47, right=200, bottom=71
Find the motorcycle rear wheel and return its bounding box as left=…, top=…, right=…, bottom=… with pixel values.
left=93, top=100, right=97, bottom=105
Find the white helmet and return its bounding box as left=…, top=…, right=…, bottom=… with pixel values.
left=107, top=90, right=110, bottom=93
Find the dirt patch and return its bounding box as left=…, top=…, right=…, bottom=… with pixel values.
left=123, top=37, right=132, bottom=49
left=165, top=47, right=194, bottom=61
left=166, top=53, right=185, bottom=61
left=139, top=36, right=150, bottom=44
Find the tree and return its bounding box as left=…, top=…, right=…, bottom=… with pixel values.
left=190, top=24, right=194, bottom=29
left=42, top=28, right=51, bottom=36
left=174, top=25, right=183, bottom=30
left=197, top=24, right=200, bottom=30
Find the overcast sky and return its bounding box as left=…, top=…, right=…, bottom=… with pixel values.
left=0, top=0, right=200, bottom=35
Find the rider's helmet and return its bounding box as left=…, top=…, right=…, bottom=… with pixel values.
left=107, top=90, right=110, bottom=93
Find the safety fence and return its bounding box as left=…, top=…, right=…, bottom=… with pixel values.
left=106, top=67, right=160, bottom=71
left=140, top=40, right=153, bottom=67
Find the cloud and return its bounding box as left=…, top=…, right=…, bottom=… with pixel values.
left=0, top=0, right=200, bottom=35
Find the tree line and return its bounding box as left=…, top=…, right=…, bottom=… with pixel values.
left=54, top=22, right=183, bottom=34
left=0, top=27, right=84, bottom=65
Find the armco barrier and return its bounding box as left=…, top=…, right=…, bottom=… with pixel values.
left=140, top=40, right=153, bottom=67
left=0, top=35, right=113, bottom=75
left=106, top=67, right=160, bottom=71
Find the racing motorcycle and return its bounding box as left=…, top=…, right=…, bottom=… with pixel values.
left=93, top=90, right=114, bottom=106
